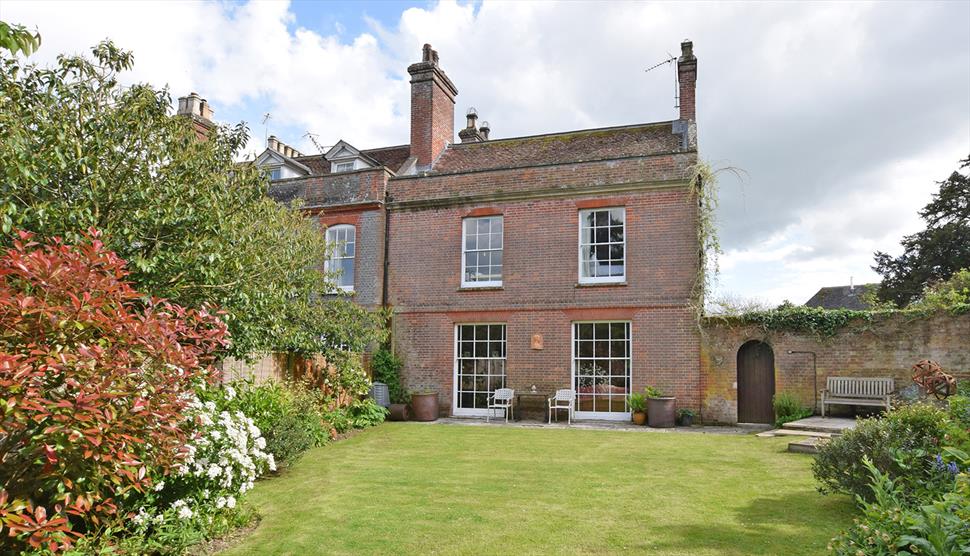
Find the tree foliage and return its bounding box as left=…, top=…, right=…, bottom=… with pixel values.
left=0, top=40, right=384, bottom=358
left=0, top=21, right=41, bottom=56
left=874, top=156, right=970, bottom=306
left=0, top=231, right=227, bottom=552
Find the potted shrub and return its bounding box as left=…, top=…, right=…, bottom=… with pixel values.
left=677, top=408, right=696, bottom=427
left=645, top=386, right=676, bottom=428
left=410, top=390, right=439, bottom=421
left=372, top=348, right=410, bottom=421
left=628, top=393, right=647, bottom=425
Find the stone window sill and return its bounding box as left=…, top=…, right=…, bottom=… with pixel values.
left=575, top=281, right=628, bottom=288
left=457, top=286, right=504, bottom=292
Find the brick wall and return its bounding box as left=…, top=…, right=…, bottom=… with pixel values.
left=318, top=208, right=386, bottom=308
left=387, top=154, right=701, bottom=416
left=700, top=312, right=970, bottom=424
left=389, top=154, right=692, bottom=204
left=392, top=307, right=700, bottom=415
left=388, top=188, right=698, bottom=311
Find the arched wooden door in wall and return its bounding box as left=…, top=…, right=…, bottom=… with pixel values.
left=737, top=340, right=775, bottom=424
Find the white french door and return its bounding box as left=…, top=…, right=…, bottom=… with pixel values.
left=572, top=321, right=632, bottom=420
left=453, top=323, right=507, bottom=417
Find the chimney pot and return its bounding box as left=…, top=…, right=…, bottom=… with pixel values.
left=480, top=121, right=490, bottom=140
left=177, top=92, right=215, bottom=139
left=466, top=107, right=478, bottom=129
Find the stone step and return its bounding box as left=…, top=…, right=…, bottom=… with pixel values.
left=756, top=428, right=833, bottom=438
left=783, top=417, right=856, bottom=434
left=736, top=422, right=774, bottom=431
left=788, top=436, right=827, bottom=454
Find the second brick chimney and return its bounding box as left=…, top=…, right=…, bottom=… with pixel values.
left=677, top=40, right=697, bottom=122
left=408, top=44, right=458, bottom=169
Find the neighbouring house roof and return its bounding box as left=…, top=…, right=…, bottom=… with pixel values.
left=804, top=284, right=879, bottom=310
left=425, top=122, right=684, bottom=176
left=289, top=144, right=412, bottom=176
left=255, top=149, right=311, bottom=176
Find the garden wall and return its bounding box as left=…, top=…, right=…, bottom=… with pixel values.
left=700, top=312, right=970, bottom=424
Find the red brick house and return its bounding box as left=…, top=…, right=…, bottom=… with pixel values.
left=191, top=41, right=702, bottom=420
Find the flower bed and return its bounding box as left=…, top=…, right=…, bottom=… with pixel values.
left=0, top=232, right=386, bottom=554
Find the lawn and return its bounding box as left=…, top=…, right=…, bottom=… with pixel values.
left=222, top=423, right=854, bottom=555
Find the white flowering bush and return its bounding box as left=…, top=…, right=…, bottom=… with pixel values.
left=112, top=384, right=274, bottom=553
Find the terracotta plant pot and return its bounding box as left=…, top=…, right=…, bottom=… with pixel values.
left=410, top=392, right=439, bottom=422
left=388, top=403, right=410, bottom=421
left=647, top=397, right=676, bottom=428
left=632, top=411, right=647, bottom=426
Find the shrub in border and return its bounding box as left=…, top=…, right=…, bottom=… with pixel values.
left=813, top=403, right=963, bottom=503
left=0, top=231, right=226, bottom=552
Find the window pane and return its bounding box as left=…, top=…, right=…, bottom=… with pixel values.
left=338, top=258, right=354, bottom=287
left=595, top=227, right=609, bottom=244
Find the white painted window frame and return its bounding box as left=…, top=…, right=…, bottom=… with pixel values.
left=460, top=216, right=504, bottom=288
left=324, top=224, right=355, bottom=292
left=453, top=322, right=508, bottom=417
left=332, top=161, right=355, bottom=173
left=578, top=207, right=626, bottom=284
left=571, top=320, right=632, bottom=421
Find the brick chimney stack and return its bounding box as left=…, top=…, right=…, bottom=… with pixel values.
left=177, top=92, right=215, bottom=140
left=677, top=40, right=697, bottom=122
left=408, top=44, right=458, bottom=169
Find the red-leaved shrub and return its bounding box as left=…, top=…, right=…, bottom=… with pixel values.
left=0, top=230, right=227, bottom=552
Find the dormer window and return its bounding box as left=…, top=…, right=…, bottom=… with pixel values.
left=324, top=140, right=374, bottom=174
left=254, top=146, right=311, bottom=180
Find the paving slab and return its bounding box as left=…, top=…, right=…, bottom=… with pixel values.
left=757, top=429, right=833, bottom=438
left=784, top=416, right=856, bottom=434
left=788, top=436, right=829, bottom=454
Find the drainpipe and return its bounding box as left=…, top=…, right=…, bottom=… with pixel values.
left=787, top=350, right=818, bottom=413
left=381, top=199, right=390, bottom=309
left=381, top=194, right=393, bottom=353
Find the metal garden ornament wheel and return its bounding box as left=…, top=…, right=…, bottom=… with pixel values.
left=911, top=359, right=957, bottom=400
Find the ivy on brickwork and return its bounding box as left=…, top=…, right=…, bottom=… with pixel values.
left=708, top=303, right=969, bottom=341
left=713, top=306, right=881, bottom=339
left=687, top=160, right=745, bottom=310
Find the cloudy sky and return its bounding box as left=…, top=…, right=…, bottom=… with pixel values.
left=5, top=0, right=969, bottom=306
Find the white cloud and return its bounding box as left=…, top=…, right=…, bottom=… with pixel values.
left=5, top=0, right=969, bottom=306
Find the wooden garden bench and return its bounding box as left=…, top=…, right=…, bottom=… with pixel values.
left=820, top=377, right=894, bottom=416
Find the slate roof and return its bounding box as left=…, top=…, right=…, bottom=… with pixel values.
left=361, top=145, right=411, bottom=173
left=804, top=284, right=879, bottom=310
left=428, top=122, right=683, bottom=175
left=290, top=145, right=412, bottom=176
